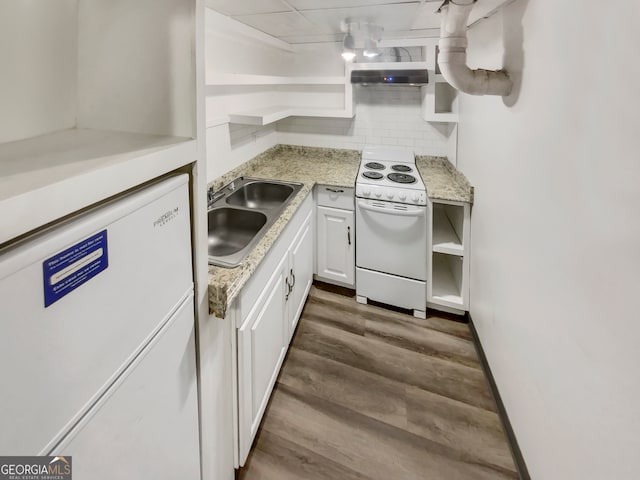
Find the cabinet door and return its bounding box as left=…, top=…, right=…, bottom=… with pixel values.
left=287, top=210, right=313, bottom=341
left=237, top=252, right=288, bottom=466
left=316, top=205, right=355, bottom=287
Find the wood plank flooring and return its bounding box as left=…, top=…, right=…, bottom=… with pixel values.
left=238, top=284, right=518, bottom=480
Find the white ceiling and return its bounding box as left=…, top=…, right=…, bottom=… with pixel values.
left=205, top=0, right=447, bottom=44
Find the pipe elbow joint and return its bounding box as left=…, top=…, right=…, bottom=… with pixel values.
left=439, top=60, right=513, bottom=96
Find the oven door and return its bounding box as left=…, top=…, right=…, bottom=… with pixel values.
left=356, top=198, right=428, bottom=281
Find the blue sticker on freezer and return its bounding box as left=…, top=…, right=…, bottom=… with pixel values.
left=43, top=230, right=109, bottom=307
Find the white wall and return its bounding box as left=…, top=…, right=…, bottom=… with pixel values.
left=457, top=1, right=640, bottom=478
left=278, top=85, right=453, bottom=155
left=206, top=123, right=277, bottom=179
left=77, top=0, right=196, bottom=138
left=0, top=1, right=77, bottom=144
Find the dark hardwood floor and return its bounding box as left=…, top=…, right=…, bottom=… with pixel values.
left=238, top=284, right=518, bottom=480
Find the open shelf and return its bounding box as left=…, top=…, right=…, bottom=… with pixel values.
left=431, top=253, right=463, bottom=307
left=0, top=128, right=196, bottom=245
left=349, top=61, right=429, bottom=71
left=228, top=106, right=293, bottom=126
left=422, top=81, right=459, bottom=123
left=432, top=203, right=464, bottom=255
left=207, top=75, right=354, bottom=127
left=206, top=74, right=345, bottom=88
left=226, top=105, right=355, bottom=126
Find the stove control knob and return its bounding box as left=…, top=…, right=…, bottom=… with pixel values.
left=375, top=191, right=382, bottom=198
left=399, top=191, right=407, bottom=201
left=412, top=192, right=420, bottom=202
left=362, top=187, right=371, bottom=197
left=386, top=190, right=394, bottom=199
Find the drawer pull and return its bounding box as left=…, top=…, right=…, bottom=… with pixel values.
left=326, top=187, right=344, bottom=193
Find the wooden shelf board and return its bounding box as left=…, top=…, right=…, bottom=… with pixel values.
left=432, top=212, right=463, bottom=255
left=0, top=128, right=195, bottom=245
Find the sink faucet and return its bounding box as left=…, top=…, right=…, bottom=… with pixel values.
left=207, top=187, right=225, bottom=207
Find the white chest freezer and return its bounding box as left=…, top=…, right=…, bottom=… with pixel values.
left=0, top=174, right=200, bottom=479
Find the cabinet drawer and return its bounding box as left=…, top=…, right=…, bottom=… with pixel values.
left=316, top=185, right=354, bottom=210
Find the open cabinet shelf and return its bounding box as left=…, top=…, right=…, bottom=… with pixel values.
left=429, top=200, right=470, bottom=313
left=0, top=128, right=196, bottom=244
left=206, top=74, right=345, bottom=87
left=349, top=61, right=429, bottom=71
left=207, top=81, right=354, bottom=126
left=431, top=253, right=464, bottom=308
left=227, top=105, right=355, bottom=126
left=432, top=203, right=464, bottom=255
left=0, top=0, right=199, bottom=245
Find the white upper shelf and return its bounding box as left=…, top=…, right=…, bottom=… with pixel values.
left=206, top=74, right=345, bottom=88
left=349, top=61, right=429, bottom=71
left=0, top=128, right=195, bottom=245
left=227, top=106, right=354, bottom=126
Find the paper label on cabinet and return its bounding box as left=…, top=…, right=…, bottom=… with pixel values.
left=42, top=230, right=109, bottom=307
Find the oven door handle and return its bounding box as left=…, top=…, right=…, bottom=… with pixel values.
left=357, top=200, right=425, bottom=217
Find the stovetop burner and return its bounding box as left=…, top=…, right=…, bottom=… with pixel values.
left=391, top=164, right=412, bottom=173
left=364, top=162, right=385, bottom=170
left=387, top=173, right=416, bottom=184
left=362, top=171, right=383, bottom=180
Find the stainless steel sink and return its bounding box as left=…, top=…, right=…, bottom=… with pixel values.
left=226, top=181, right=294, bottom=209
left=207, top=208, right=267, bottom=257
left=207, top=177, right=303, bottom=267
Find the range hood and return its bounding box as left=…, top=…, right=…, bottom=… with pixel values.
left=350, top=69, right=429, bottom=85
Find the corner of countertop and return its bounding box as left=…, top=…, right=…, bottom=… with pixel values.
left=415, top=155, right=474, bottom=204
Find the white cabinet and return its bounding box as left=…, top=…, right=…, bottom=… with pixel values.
left=234, top=195, right=313, bottom=466
left=316, top=206, right=355, bottom=287
left=237, top=252, right=288, bottom=462
left=428, top=200, right=471, bottom=314
left=315, top=186, right=355, bottom=288
left=287, top=216, right=314, bottom=339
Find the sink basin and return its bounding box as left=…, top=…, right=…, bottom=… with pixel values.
left=226, top=181, right=294, bottom=209
left=207, top=177, right=303, bottom=267
left=208, top=207, right=267, bottom=257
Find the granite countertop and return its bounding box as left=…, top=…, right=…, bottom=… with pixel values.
left=207, top=145, right=360, bottom=318
left=208, top=145, right=473, bottom=319
left=416, top=156, right=474, bottom=204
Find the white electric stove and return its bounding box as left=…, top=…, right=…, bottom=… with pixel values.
left=355, top=146, right=427, bottom=205
left=355, top=146, right=429, bottom=318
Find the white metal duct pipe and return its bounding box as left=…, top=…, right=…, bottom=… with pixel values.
left=438, top=0, right=513, bottom=96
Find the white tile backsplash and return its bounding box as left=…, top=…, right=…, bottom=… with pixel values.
left=276, top=85, right=451, bottom=155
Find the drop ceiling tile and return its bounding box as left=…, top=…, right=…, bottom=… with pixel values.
left=281, top=33, right=345, bottom=44
left=299, top=4, right=423, bottom=33
left=234, top=11, right=330, bottom=38
left=287, top=0, right=418, bottom=11
left=205, top=0, right=289, bottom=16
